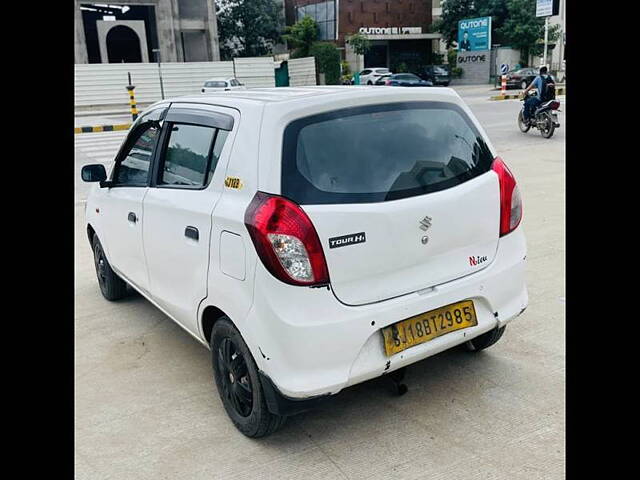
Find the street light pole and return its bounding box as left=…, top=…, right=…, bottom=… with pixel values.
left=542, top=16, right=549, bottom=67
left=152, top=48, right=165, bottom=100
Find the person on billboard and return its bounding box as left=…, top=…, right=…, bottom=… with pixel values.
left=521, top=66, right=556, bottom=123
left=460, top=31, right=471, bottom=51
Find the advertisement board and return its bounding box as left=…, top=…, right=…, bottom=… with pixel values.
left=537, top=0, right=560, bottom=17
left=457, top=17, right=492, bottom=52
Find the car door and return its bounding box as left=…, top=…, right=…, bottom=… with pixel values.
left=142, top=103, right=237, bottom=334
left=98, top=108, right=165, bottom=293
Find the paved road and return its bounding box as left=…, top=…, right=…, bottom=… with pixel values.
left=75, top=89, right=565, bottom=480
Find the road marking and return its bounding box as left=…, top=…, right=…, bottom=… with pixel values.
left=75, top=130, right=127, bottom=165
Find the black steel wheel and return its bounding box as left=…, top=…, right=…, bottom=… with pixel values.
left=92, top=236, right=128, bottom=301
left=216, top=336, right=253, bottom=417
left=211, top=317, right=286, bottom=438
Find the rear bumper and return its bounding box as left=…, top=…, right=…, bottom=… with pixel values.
left=243, top=227, right=527, bottom=402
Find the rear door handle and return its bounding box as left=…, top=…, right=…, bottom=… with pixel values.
left=128, top=212, right=137, bottom=223
left=185, top=226, right=199, bottom=241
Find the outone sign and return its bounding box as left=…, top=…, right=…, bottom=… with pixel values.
left=457, top=17, right=492, bottom=51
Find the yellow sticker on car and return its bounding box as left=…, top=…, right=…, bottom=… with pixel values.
left=224, top=176, right=243, bottom=189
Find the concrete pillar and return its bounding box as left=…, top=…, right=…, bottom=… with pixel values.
left=155, top=0, right=179, bottom=62
left=205, top=0, right=221, bottom=61
left=344, top=38, right=364, bottom=76
left=75, top=0, right=89, bottom=64
left=170, top=0, right=184, bottom=62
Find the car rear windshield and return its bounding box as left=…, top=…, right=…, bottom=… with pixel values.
left=281, top=102, right=494, bottom=205
left=205, top=81, right=226, bottom=87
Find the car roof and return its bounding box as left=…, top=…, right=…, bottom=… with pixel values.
left=162, top=86, right=458, bottom=107
left=204, top=77, right=233, bottom=82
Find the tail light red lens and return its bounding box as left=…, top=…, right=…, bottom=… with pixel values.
left=549, top=100, right=560, bottom=110
left=385, top=79, right=391, bottom=85
left=492, top=157, right=522, bottom=236
left=245, top=192, right=330, bottom=286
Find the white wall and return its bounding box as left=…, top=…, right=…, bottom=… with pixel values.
left=75, top=56, right=318, bottom=109
left=75, top=61, right=234, bottom=108
left=288, top=57, right=316, bottom=86
left=232, top=57, right=276, bottom=88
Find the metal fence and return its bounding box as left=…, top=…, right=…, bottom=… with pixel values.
left=75, top=57, right=318, bottom=110
left=288, top=57, right=317, bottom=86
left=75, top=61, right=235, bottom=108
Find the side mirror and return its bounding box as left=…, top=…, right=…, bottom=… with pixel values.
left=81, top=164, right=107, bottom=183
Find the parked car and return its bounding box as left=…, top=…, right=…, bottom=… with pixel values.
left=202, top=77, right=246, bottom=93
left=416, top=65, right=451, bottom=86
left=504, top=68, right=537, bottom=90
left=81, top=87, right=528, bottom=438
left=375, top=73, right=433, bottom=87
left=353, top=67, right=391, bottom=85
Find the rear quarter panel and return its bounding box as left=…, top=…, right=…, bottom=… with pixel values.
left=199, top=102, right=264, bottom=349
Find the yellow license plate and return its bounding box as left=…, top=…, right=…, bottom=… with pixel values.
left=381, top=300, right=478, bottom=356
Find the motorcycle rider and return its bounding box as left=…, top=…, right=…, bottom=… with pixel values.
left=521, top=66, right=554, bottom=124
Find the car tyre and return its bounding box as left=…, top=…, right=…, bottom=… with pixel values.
left=211, top=317, right=286, bottom=438
left=465, top=326, right=506, bottom=352
left=92, top=235, right=128, bottom=301
left=367, top=80, right=373, bottom=85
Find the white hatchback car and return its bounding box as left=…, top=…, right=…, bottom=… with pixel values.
left=356, top=67, right=391, bottom=85
left=82, top=87, right=527, bottom=438
left=201, top=77, right=246, bottom=93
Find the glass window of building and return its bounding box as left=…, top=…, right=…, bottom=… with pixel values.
left=296, top=1, right=336, bottom=41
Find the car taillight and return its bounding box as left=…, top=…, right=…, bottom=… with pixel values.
left=549, top=100, right=560, bottom=110
left=245, top=192, right=329, bottom=286
left=492, top=157, right=522, bottom=236
left=385, top=79, right=391, bottom=85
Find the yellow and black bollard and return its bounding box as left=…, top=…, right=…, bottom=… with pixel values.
left=126, top=72, right=138, bottom=121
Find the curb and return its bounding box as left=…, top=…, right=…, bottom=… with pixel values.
left=74, top=124, right=131, bottom=134
left=490, top=86, right=566, bottom=101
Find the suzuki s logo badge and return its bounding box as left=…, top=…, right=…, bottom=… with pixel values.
left=419, top=216, right=432, bottom=245
left=419, top=216, right=432, bottom=231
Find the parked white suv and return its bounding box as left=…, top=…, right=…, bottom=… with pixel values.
left=82, top=87, right=527, bottom=438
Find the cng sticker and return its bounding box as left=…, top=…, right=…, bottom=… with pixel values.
left=224, top=176, right=243, bottom=189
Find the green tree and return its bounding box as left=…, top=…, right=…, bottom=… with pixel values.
left=283, top=15, right=319, bottom=58
left=310, top=42, right=341, bottom=85
left=346, top=33, right=371, bottom=56
left=216, top=0, right=283, bottom=59
left=498, top=0, right=560, bottom=59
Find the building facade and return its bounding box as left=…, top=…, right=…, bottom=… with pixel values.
left=284, top=0, right=442, bottom=73
left=74, top=0, right=221, bottom=64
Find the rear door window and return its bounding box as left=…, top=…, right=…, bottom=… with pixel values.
left=282, top=102, right=493, bottom=204
left=158, top=123, right=229, bottom=188
left=205, top=81, right=227, bottom=88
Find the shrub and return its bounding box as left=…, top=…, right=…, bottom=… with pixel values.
left=451, top=66, right=464, bottom=78
left=310, top=42, right=341, bottom=85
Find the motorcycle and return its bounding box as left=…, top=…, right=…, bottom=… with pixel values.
left=518, top=90, right=561, bottom=139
